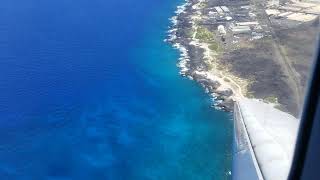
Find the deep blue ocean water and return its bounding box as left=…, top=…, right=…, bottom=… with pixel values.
left=0, top=0, right=232, bottom=179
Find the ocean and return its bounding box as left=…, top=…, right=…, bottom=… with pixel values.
left=0, top=0, right=232, bottom=179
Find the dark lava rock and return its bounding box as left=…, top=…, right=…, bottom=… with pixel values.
left=216, top=89, right=233, bottom=97
left=219, top=98, right=234, bottom=112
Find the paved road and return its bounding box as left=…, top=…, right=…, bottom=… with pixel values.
left=251, top=0, right=303, bottom=114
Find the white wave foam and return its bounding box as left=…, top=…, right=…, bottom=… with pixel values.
left=166, top=0, right=193, bottom=76
left=175, top=0, right=191, bottom=15
left=172, top=42, right=191, bottom=75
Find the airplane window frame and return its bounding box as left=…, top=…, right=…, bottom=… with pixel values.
left=288, top=38, right=320, bottom=180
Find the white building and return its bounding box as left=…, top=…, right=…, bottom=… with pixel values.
left=232, top=26, right=251, bottom=34
left=221, top=6, right=230, bottom=13
left=218, top=25, right=227, bottom=35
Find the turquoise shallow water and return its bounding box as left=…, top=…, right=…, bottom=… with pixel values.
left=128, top=14, right=233, bottom=179
left=0, top=0, right=232, bottom=179
left=129, top=42, right=233, bottom=180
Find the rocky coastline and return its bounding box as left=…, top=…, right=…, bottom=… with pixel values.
left=165, top=0, right=319, bottom=116
left=166, top=0, right=236, bottom=111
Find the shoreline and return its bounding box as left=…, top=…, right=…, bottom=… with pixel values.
left=166, top=0, right=244, bottom=111
left=166, top=0, right=319, bottom=116
left=165, top=0, right=317, bottom=115
left=164, top=0, right=318, bottom=178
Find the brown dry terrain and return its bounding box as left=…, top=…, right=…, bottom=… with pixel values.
left=203, top=0, right=319, bottom=116
left=275, top=21, right=319, bottom=95
left=171, top=0, right=319, bottom=116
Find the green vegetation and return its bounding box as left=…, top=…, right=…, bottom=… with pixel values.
left=209, top=42, right=220, bottom=51
left=264, top=96, right=278, bottom=104
left=247, top=92, right=255, bottom=99
left=199, top=2, right=207, bottom=9
left=206, top=62, right=214, bottom=70
left=274, top=104, right=283, bottom=111
left=217, top=65, right=223, bottom=71
left=224, top=78, right=230, bottom=82
left=186, top=29, right=194, bottom=38
left=195, top=27, right=214, bottom=42
left=195, top=26, right=221, bottom=52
